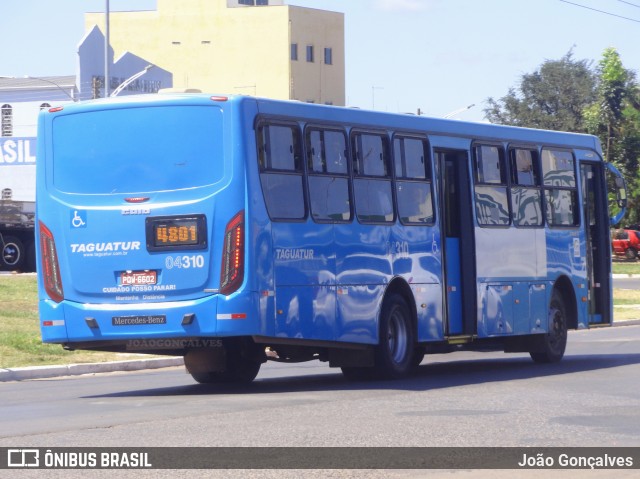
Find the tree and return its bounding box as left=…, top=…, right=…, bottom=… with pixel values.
left=584, top=48, right=640, bottom=224
left=484, top=50, right=597, bottom=132
left=485, top=48, right=640, bottom=225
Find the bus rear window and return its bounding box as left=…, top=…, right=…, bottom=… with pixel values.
left=52, top=106, right=223, bottom=194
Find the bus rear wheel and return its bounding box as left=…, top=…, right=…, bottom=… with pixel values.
left=530, top=291, right=568, bottom=364
left=190, top=359, right=261, bottom=384
left=374, top=294, right=416, bottom=379
left=185, top=340, right=263, bottom=384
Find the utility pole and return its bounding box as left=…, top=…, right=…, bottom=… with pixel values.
left=105, top=0, right=111, bottom=97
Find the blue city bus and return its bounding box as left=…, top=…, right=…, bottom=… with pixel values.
left=36, top=94, right=627, bottom=383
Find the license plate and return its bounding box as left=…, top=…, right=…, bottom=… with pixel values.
left=120, top=270, right=157, bottom=286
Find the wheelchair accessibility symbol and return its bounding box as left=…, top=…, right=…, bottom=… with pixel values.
left=71, top=210, right=87, bottom=228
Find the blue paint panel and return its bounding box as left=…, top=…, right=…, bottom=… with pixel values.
left=335, top=223, right=392, bottom=344
left=275, top=286, right=336, bottom=340
left=413, top=283, right=444, bottom=342
left=445, top=237, right=462, bottom=335
left=336, top=284, right=384, bottom=344
left=271, top=220, right=336, bottom=341
left=480, top=284, right=513, bottom=336
left=528, top=283, right=548, bottom=334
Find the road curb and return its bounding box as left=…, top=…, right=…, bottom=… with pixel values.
left=3, top=321, right=640, bottom=382
left=0, top=357, right=184, bottom=382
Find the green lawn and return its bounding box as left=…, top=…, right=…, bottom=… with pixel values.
left=612, top=260, right=640, bottom=275
left=0, top=276, right=159, bottom=368
left=1, top=271, right=639, bottom=369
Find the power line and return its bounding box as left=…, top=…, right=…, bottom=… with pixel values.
left=616, top=0, right=640, bottom=9
left=559, top=0, right=640, bottom=22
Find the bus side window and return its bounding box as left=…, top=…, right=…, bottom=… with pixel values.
left=352, top=132, right=394, bottom=223
left=394, top=136, right=434, bottom=225
left=305, top=127, right=351, bottom=222
left=473, top=144, right=510, bottom=226
left=510, top=148, right=543, bottom=227
left=257, top=122, right=306, bottom=220
left=541, top=148, right=579, bottom=227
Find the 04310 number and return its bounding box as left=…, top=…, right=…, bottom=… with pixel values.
left=165, top=255, right=205, bottom=270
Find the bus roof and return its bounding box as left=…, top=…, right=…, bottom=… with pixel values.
left=44, top=93, right=602, bottom=154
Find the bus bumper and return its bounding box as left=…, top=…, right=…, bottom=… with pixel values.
left=39, top=291, right=263, bottom=345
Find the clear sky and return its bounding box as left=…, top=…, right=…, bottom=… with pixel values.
left=2, top=0, right=640, bottom=122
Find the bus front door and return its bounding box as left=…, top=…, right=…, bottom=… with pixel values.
left=436, top=150, right=477, bottom=337
left=580, top=162, right=612, bottom=325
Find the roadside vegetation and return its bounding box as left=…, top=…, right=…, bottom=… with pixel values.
left=0, top=275, right=159, bottom=368
left=1, top=270, right=638, bottom=369
left=612, top=259, right=640, bottom=275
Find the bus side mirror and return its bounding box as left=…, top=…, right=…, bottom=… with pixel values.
left=605, top=162, right=627, bottom=226
left=615, top=176, right=627, bottom=209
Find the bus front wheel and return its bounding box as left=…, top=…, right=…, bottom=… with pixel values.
left=374, top=294, right=416, bottom=379
left=530, top=290, right=568, bottom=364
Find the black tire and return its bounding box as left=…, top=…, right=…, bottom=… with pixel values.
left=530, top=290, right=568, bottom=364
left=190, top=359, right=261, bottom=384
left=1, top=235, right=25, bottom=271
left=625, top=247, right=637, bottom=260
left=413, top=346, right=426, bottom=367
left=187, top=342, right=262, bottom=384
left=373, top=294, right=416, bottom=379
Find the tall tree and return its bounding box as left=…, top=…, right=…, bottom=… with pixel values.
left=584, top=48, right=640, bottom=224
left=584, top=48, right=639, bottom=169
left=484, top=50, right=597, bottom=132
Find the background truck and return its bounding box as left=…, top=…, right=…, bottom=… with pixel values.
left=0, top=137, right=36, bottom=272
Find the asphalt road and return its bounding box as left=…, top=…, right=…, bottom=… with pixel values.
left=614, top=277, right=640, bottom=290
left=2, top=326, right=639, bottom=446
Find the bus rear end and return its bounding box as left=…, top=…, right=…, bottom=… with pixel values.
left=36, top=95, right=265, bottom=382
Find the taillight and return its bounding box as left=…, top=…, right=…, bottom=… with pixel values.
left=219, top=211, right=244, bottom=296
left=39, top=221, right=64, bottom=303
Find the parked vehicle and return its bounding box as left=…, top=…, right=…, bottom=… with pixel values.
left=0, top=137, right=36, bottom=271
left=612, top=229, right=640, bottom=259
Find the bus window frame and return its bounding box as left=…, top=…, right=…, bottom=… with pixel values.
left=472, top=141, right=511, bottom=228
left=255, top=118, right=308, bottom=222
left=507, top=143, right=544, bottom=229
left=540, top=146, right=580, bottom=229
left=350, top=129, right=396, bottom=225
left=392, top=133, right=435, bottom=227
left=303, top=123, right=353, bottom=224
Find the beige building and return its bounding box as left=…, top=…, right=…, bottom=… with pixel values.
left=85, top=0, right=345, bottom=105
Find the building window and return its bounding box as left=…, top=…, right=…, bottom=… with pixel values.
left=291, top=43, right=298, bottom=61
left=306, top=45, right=314, bottom=63
left=1, top=104, right=12, bottom=137
left=324, top=48, right=333, bottom=65
left=239, top=0, right=253, bottom=5
left=256, top=0, right=268, bottom=4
